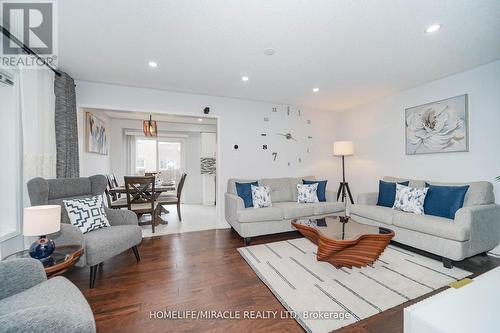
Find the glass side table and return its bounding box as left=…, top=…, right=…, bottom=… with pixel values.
left=5, top=244, right=84, bottom=278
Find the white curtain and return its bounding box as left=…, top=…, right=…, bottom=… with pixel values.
left=18, top=69, right=57, bottom=204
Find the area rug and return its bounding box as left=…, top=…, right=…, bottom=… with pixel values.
left=238, top=238, right=471, bottom=333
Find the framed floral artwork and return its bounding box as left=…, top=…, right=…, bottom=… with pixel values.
left=405, top=94, right=468, bottom=155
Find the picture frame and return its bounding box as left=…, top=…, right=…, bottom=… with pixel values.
left=405, top=94, right=468, bottom=155
left=86, top=112, right=109, bottom=155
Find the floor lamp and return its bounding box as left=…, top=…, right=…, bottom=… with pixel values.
left=333, top=141, right=354, bottom=204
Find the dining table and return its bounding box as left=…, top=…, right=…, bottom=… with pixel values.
left=108, top=180, right=176, bottom=225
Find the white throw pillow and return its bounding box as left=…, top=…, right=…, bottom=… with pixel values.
left=63, top=195, right=110, bottom=234
left=392, top=184, right=428, bottom=215
left=251, top=185, right=272, bottom=208
left=297, top=183, right=319, bottom=203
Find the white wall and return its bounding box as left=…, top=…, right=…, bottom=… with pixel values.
left=78, top=108, right=111, bottom=177
left=333, top=60, right=500, bottom=203
left=75, top=81, right=338, bottom=228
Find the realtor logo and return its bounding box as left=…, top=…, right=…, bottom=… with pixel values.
left=1, top=0, right=57, bottom=69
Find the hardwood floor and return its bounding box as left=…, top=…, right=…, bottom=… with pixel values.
left=65, top=229, right=500, bottom=333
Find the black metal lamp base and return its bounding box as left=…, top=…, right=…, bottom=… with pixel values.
left=336, top=182, right=354, bottom=204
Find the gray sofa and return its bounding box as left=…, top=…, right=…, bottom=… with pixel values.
left=350, top=176, right=500, bottom=267
left=0, top=258, right=95, bottom=333
left=225, top=177, right=345, bottom=244
left=27, top=175, right=143, bottom=288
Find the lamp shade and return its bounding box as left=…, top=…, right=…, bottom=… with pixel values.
left=23, top=205, right=61, bottom=236
left=333, top=141, right=354, bottom=156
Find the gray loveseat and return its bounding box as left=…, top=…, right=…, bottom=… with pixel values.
left=0, top=258, right=95, bottom=333
left=225, top=177, right=345, bottom=244
left=350, top=176, right=500, bottom=267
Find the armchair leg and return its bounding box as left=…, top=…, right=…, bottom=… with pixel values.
left=244, top=237, right=252, bottom=246
left=132, top=246, right=141, bottom=262
left=177, top=202, right=182, bottom=221
left=89, top=265, right=98, bottom=289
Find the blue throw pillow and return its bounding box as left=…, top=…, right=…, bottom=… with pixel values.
left=303, top=179, right=327, bottom=202
left=235, top=181, right=258, bottom=208
left=424, top=183, right=469, bottom=220
left=376, top=180, right=409, bottom=207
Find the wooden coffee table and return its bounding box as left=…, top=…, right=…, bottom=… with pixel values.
left=292, top=215, right=394, bottom=268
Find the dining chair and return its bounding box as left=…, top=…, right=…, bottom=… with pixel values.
left=124, top=176, right=160, bottom=233
left=157, top=173, right=187, bottom=221
left=104, top=186, right=128, bottom=209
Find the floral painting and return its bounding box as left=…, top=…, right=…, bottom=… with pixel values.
left=405, top=94, right=468, bottom=155
left=86, top=112, right=109, bottom=155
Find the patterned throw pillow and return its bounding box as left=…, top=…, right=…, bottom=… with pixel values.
left=392, top=184, right=428, bottom=215
left=297, top=183, right=319, bottom=203
left=63, top=196, right=110, bottom=234
left=251, top=185, right=272, bottom=208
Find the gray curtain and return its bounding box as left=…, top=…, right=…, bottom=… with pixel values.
left=54, top=72, right=79, bottom=178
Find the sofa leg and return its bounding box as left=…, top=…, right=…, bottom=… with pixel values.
left=132, top=245, right=141, bottom=262
left=244, top=237, right=252, bottom=246
left=480, top=251, right=488, bottom=256
left=442, top=258, right=453, bottom=269
left=89, top=265, right=98, bottom=289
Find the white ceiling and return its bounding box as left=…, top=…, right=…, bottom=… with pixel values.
left=86, top=108, right=218, bottom=125
left=59, top=0, right=500, bottom=111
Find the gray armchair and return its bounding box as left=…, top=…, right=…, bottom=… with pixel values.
left=27, top=175, right=142, bottom=288
left=0, top=258, right=95, bottom=333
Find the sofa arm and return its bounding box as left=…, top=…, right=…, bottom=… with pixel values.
left=357, top=192, right=378, bottom=205
left=49, top=223, right=84, bottom=246
left=0, top=258, right=47, bottom=300
left=455, top=205, right=500, bottom=245
left=225, top=193, right=244, bottom=225
left=105, top=207, right=139, bottom=226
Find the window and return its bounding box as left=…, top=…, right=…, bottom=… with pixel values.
left=135, top=138, right=182, bottom=182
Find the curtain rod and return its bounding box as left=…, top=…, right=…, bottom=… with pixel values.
left=0, top=24, right=62, bottom=77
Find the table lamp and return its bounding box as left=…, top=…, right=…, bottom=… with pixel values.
left=333, top=141, right=354, bottom=204
left=23, top=205, right=61, bottom=264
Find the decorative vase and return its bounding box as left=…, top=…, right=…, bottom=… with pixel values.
left=29, top=236, right=55, bottom=264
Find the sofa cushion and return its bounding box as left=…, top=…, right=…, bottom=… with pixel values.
left=303, top=179, right=327, bottom=202
left=273, top=202, right=315, bottom=219
left=424, top=183, right=469, bottom=219
left=235, top=181, right=258, bottom=208
left=376, top=180, right=410, bottom=207
left=426, top=181, right=494, bottom=206
left=310, top=202, right=345, bottom=215
left=291, top=176, right=315, bottom=201
left=237, top=207, right=283, bottom=223
left=227, top=179, right=259, bottom=195
left=261, top=178, right=293, bottom=202
left=349, top=204, right=395, bottom=225
left=83, top=225, right=142, bottom=266
left=393, top=211, right=469, bottom=242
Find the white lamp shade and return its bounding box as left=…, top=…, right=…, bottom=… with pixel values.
left=333, top=141, right=354, bottom=156
left=23, top=205, right=61, bottom=236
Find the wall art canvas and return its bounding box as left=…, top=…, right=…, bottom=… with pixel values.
left=86, top=112, right=109, bottom=155
left=405, top=94, right=468, bottom=155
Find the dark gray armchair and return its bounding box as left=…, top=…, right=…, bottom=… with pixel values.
left=0, top=258, right=96, bottom=333
left=27, top=175, right=142, bottom=288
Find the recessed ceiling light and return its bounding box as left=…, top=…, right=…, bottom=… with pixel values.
left=197, top=118, right=203, bottom=122
left=264, top=48, right=276, bottom=56
left=148, top=61, right=158, bottom=68
left=425, top=24, right=441, bottom=33
left=312, top=87, right=320, bottom=92
left=242, top=76, right=249, bottom=82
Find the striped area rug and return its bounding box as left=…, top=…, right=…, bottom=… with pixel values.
left=238, top=238, right=471, bottom=333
